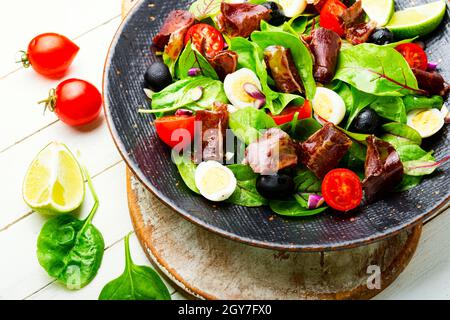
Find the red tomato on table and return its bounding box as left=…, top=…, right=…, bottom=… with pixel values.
left=154, top=115, right=195, bottom=148
left=395, top=43, right=428, bottom=71
left=22, top=33, right=79, bottom=78
left=322, top=168, right=363, bottom=212
left=270, top=101, right=312, bottom=125
left=320, top=0, right=347, bottom=37
left=184, top=24, right=224, bottom=57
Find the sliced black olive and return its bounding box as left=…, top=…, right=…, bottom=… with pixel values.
left=261, top=2, right=287, bottom=26
left=144, top=61, right=172, bottom=91
left=352, top=108, right=381, bottom=134
left=256, top=174, right=295, bottom=200
left=369, top=28, right=394, bottom=45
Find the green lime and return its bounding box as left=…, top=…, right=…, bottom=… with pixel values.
left=23, top=142, right=85, bottom=215
left=386, top=0, right=447, bottom=39
left=361, top=0, right=394, bottom=26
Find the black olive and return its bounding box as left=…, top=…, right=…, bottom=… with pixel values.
left=256, top=174, right=295, bottom=200
left=369, top=28, right=395, bottom=45
left=144, top=61, right=172, bottom=91
left=352, top=109, right=381, bottom=134
left=261, top=2, right=287, bottom=26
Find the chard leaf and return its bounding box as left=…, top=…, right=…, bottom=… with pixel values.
left=403, top=155, right=450, bottom=177
left=189, top=0, right=222, bottom=20
left=381, top=122, right=422, bottom=145
left=176, top=42, right=219, bottom=80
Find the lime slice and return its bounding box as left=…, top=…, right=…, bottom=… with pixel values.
left=386, top=0, right=447, bottom=39
left=361, top=0, right=394, bottom=26
left=23, top=142, right=85, bottom=215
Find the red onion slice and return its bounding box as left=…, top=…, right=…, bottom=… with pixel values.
left=175, top=109, right=194, bottom=117
left=427, top=62, right=438, bottom=71
left=188, top=68, right=201, bottom=77
left=307, top=194, right=325, bottom=209
left=190, top=86, right=204, bottom=102
left=243, top=83, right=266, bottom=109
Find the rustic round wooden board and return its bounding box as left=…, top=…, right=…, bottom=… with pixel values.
left=127, top=168, right=422, bottom=300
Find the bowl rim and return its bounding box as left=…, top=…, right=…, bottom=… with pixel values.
left=102, top=0, right=450, bottom=252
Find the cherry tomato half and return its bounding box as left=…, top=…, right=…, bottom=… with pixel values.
left=39, top=79, right=102, bottom=126
left=322, top=168, right=363, bottom=212
left=22, top=33, right=79, bottom=78
left=154, top=115, right=195, bottom=148
left=320, top=0, right=347, bottom=37
left=184, top=24, right=224, bottom=57
left=395, top=43, right=428, bottom=71
left=270, top=100, right=312, bottom=125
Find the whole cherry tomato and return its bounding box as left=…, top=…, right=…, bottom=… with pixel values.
left=154, top=115, right=196, bottom=148
left=184, top=24, right=224, bottom=57
left=269, top=101, right=312, bottom=125
left=322, top=168, right=363, bottom=212
left=39, top=79, right=102, bottom=126
left=20, top=33, right=79, bottom=78
left=320, top=0, right=347, bottom=37
left=395, top=43, right=428, bottom=71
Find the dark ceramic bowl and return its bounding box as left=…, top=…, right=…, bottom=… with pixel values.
left=104, top=0, right=450, bottom=251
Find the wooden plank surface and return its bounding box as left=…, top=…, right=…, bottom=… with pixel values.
left=0, top=0, right=448, bottom=300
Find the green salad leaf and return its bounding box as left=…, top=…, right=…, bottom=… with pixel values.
left=227, top=165, right=267, bottom=207
left=281, top=118, right=322, bottom=142
left=334, top=43, right=423, bottom=97
left=270, top=199, right=327, bottom=217
left=251, top=30, right=316, bottom=100
left=99, top=233, right=171, bottom=300
left=173, top=154, right=200, bottom=194
left=380, top=122, right=422, bottom=146
left=345, top=86, right=376, bottom=129
left=403, top=95, right=444, bottom=113
left=176, top=42, right=219, bottom=80
left=229, top=107, right=276, bottom=145
left=189, top=0, right=222, bottom=20
left=37, top=164, right=104, bottom=290
left=142, top=76, right=228, bottom=116
left=369, top=96, right=407, bottom=123
left=294, top=167, right=322, bottom=193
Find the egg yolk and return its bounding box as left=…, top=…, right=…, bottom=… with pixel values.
left=200, top=168, right=231, bottom=195
left=411, top=110, right=437, bottom=128
left=233, top=78, right=257, bottom=103
left=314, top=94, right=333, bottom=119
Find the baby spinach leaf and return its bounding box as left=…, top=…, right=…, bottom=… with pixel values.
left=270, top=200, right=327, bottom=217
left=99, top=233, right=171, bottom=300
left=227, top=165, right=267, bottom=207
left=251, top=30, right=316, bottom=100
left=345, top=86, right=376, bottom=129
left=173, top=153, right=200, bottom=194
left=403, top=95, right=444, bottom=113
left=229, top=107, right=276, bottom=145
left=381, top=122, right=422, bottom=145
left=176, top=42, right=219, bottom=80
left=189, top=0, right=222, bottom=20
left=294, top=168, right=322, bottom=193
left=333, top=81, right=354, bottom=114
left=142, top=76, right=228, bottom=115
left=369, top=96, right=407, bottom=123
left=37, top=164, right=104, bottom=290
left=395, top=175, right=422, bottom=192
left=283, top=118, right=322, bottom=142
left=334, top=43, right=423, bottom=97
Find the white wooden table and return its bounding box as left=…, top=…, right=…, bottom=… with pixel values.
left=0, top=0, right=449, bottom=300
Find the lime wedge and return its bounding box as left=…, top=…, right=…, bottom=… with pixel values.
left=386, top=0, right=447, bottom=39
left=23, top=142, right=85, bottom=215
left=361, top=0, right=394, bottom=26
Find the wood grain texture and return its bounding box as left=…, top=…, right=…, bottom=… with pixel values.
left=106, top=0, right=450, bottom=251
left=127, top=168, right=421, bottom=300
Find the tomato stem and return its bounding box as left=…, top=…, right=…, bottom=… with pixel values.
left=38, top=88, right=57, bottom=113
left=17, top=50, right=30, bottom=68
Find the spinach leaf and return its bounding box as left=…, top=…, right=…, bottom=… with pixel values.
left=287, top=15, right=308, bottom=35
left=227, top=165, right=267, bottom=207
left=294, top=167, right=322, bottom=193
left=142, top=76, right=228, bottom=115
left=283, top=118, right=322, bottom=142
left=369, top=96, right=407, bottom=123
left=189, top=0, right=222, bottom=20
left=380, top=122, right=422, bottom=145
left=176, top=42, right=219, bottom=80
left=345, top=86, right=376, bottom=129
left=270, top=200, right=327, bottom=217
left=403, top=95, right=444, bottom=113
left=395, top=151, right=436, bottom=191
left=229, top=37, right=302, bottom=115
left=37, top=164, right=104, bottom=290
left=333, top=81, right=354, bottom=114
left=99, top=233, right=171, bottom=300
left=334, top=43, right=423, bottom=97
left=173, top=154, right=200, bottom=194
left=229, top=106, right=276, bottom=145
left=395, top=175, right=422, bottom=192
left=251, top=30, right=316, bottom=100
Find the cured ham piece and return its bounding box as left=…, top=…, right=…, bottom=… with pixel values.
left=207, top=50, right=238, bottom=81
left=310, top=27, right=341, bottom=84
left=152, top=10, right=194, bottom=50
left=217, top=2, right=271, bottom=38
left=339, top=1, right=375, bottom=45
left=244, top=128, right=298, bottom=175
left=300, top=123, right=352, bottom=179
left=264, top=46, right=304, bottom=93
left=412, top=68, right=450, bottom=97
left=362, top=136, right=404, bottom=202
left=195, top=103, right=229, bottom=162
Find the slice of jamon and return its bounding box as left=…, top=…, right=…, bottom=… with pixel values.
left=300, top=123, right=352, bottom=179
left=339, top=1, right=376, bottom=45
left=310, top=27, right=341, bottom=84
left=412, top=68, right=450, bottom=97
left=362, top=136, right=404, bottom=203
left=207, top=50, right=238, bottom=81
left=194, top=103, right=229, bottom=162
left=244, top=128, right=298, bottom=175
left=264, top=45, right=304, bottom=93
left=217, top=2, right=271, bottom=38
left=152, top=10, right=195, bottom=50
